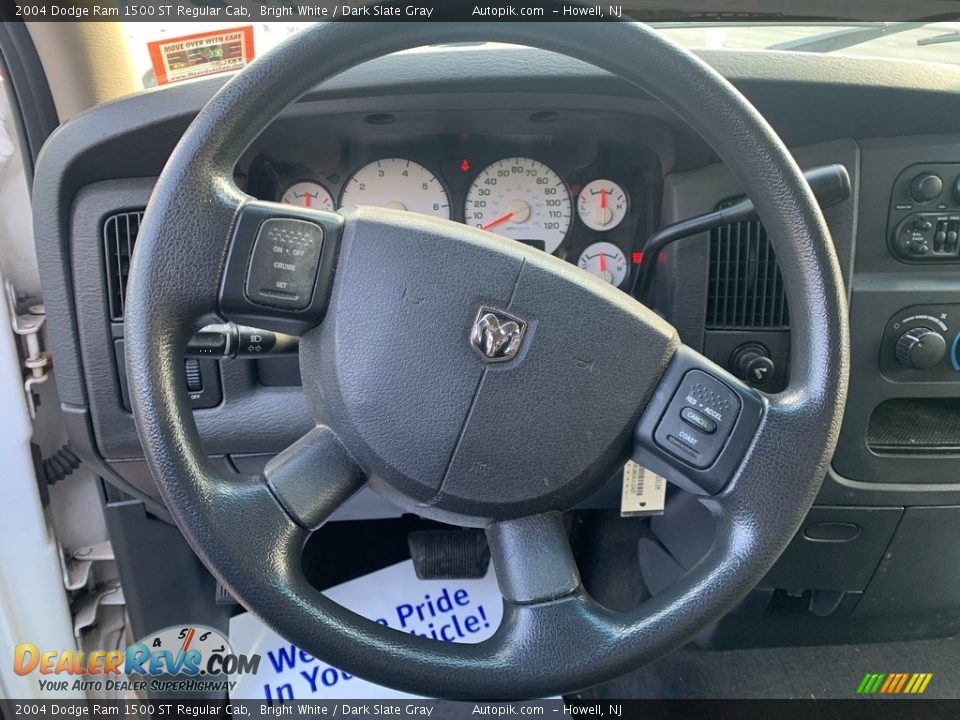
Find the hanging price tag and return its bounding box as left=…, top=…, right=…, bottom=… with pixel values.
left=620, top=460, right=666, bottom=517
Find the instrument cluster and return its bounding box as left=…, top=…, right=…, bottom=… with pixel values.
left=250, top=142, right=655, bottom=292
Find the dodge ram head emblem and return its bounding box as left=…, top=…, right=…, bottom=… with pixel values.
left=470, top=308, right=527, bottom=362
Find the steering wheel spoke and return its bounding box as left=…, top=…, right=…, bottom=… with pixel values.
left=633, top=345, right=765, bottom=496
left=486, top=512, right=581, bottom=604
left=264, top=426, right=366, bottom=531
left=219, top=200, right=344, bottom=336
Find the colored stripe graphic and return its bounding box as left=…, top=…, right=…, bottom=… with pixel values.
left=904, top=674, right=920, bottom=694
left=893, top=673, right=909, bottom=693
left=858, top=674, right=885, bottom=694
left=907, top=673, right=933, bottom=694
left=857, top=673, right=932, bottom=694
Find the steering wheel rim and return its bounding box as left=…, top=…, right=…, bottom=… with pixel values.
left=125, top=22, right=848, bottom=699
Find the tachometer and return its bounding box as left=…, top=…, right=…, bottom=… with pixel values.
left=465, top=157, right=571, bottom=253
left=340, top=159, right=450, bottom=219
left=281, top=181, right=335, bottom=211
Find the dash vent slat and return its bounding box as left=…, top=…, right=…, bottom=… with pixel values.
left=103, top=210, right=144, bottom=321
left=706, top=206, right=789, bottom=331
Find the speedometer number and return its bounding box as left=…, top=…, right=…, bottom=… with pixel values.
left=465, top=158, right=571, bottom=254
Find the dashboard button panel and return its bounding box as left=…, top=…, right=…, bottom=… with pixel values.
left=889, top=163, right=960, bottom=263
left=892, top=213, right=960, bottom=260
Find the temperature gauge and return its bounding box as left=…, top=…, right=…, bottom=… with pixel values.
left=578, top=241, right=628, bottom=287
left=578, top=179, right=628, bottom=231
left=281, top=181, right=335, bottom=211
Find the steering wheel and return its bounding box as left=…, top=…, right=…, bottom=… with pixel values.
left=125, top=23, right=848, bottom=698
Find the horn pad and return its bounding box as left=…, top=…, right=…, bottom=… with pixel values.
left=300, top=207, right=679, bottom=523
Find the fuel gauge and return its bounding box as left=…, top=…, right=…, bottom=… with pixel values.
left=281, top=181, right=335, bottom=211
left=578, top=241, right=628, bottom=287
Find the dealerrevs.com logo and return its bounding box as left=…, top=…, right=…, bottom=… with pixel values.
left=14, top=625, right=260, bottom=694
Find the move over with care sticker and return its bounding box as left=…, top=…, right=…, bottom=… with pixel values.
left=148, top=26, right=254, bottom=86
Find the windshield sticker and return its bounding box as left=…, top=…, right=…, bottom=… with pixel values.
left=148, top=26, right=254, bottom=86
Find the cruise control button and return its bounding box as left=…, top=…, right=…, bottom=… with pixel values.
left=654, top=370, right=741, bottom=470
left=244, top=218, right=324, bottom=310
left=680, top=406, right=717, bottom=434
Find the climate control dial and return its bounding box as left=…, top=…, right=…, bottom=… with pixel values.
left=895, top=326, right=947, bottom=370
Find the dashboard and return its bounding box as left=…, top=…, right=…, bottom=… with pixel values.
left=245, top=133, right=662, bottom=291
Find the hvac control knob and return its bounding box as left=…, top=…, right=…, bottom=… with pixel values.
left=909, top=173, right=943, bottom=203
left=895, top=327, right=946, bottom=370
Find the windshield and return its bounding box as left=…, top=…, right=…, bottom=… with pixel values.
left=657, top=22, right=960, bottom=63
left=123, top=21, right=960, bottom=90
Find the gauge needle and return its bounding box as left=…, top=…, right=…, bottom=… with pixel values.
left=482, top=212, right=514, bottom=231
left=599, top=253, right=607, bottom=274
left=304, top=194, right=311, bottom=208
left=597, top=188, right=613, bottom=226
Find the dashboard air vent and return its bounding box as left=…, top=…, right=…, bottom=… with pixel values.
left=706, top=212, right=789, bottom=330
left=104, top=210, right=143, bottom=321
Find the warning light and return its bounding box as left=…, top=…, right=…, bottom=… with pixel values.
left=632, top=252, right=644, bottom=265
left=460, top=159, right=471, bottom=173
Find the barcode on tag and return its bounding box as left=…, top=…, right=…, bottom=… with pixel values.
left=620, top=460, right=666, bottom=517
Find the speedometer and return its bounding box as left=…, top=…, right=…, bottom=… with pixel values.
left=465, top=158, right=571, bottom=253
left=340, top=158, right=450, bottom=219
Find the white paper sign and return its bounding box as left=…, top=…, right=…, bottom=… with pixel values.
left=620, top=460, right=666, bottom=516
left=228, top=560, right=502, bottom=700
